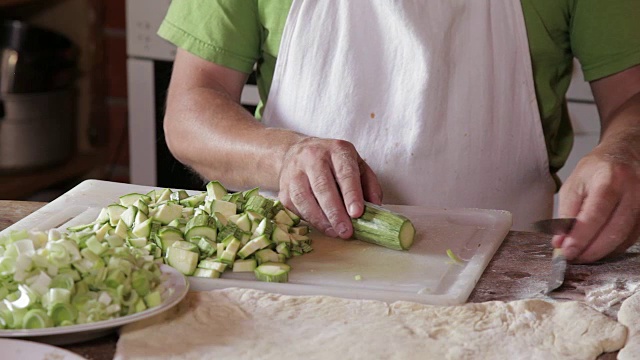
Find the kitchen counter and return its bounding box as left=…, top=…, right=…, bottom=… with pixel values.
left=2, top=200, right=637, bottom=359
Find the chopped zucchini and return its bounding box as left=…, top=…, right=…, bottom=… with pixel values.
left=254, top=262, right=290, bottom=283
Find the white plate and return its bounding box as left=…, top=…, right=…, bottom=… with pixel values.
left=0, top=338, right=88, bottom=360
left=0, top=265, right=188, bottom=345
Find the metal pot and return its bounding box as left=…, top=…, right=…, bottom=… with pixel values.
left=0, top=20, right=78, bottom=93
left=0, top=88, right=76, bottom=172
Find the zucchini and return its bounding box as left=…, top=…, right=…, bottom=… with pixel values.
left=153, top=203, right=183, bottom=225
left=170, top=190, right=189, bottom=202
left=237, top=234, right=271, bottom=259
left=222, top=191, right=245, bottom=211
left=133, top=209, right=149, bottom=228
left=254, top=262, right=290, bottom=283
left=189, top=236, right=217, bottom=259
left=180, top=193, right=206, bottom=207
left=219, top=238, right=241, bottom=265
left=206, top=181, right=228, bottom=200
left=155, top=188, right=173, bottom=204
left=119, top=193, right=151, bottom=207
left=193, top=268, right=221, bottom=278
left=185, top=226, right=217, bottom=243
left=273, top=210, right=294, bottom=227
left=244, top=195, right=274, bottom=218
left=242, top=187, right=260, bottom=200
left=166, top=246, right=199, bottom=276
left=284, top=208, right=300, bottom=225
left=133, top=198, right=149, bottom=215
left=232, top=259, right=257, bottom=272
left=107, top=204, right=127, bottom=227
left=208, top=200, right=237, bottom=218
left=254, top=249, right=281, bottom=265
left=271, top=225, right=290, bottom=243
left=351, top=202, right=416, bottom=251
left=132, top=218, right=152, bottom=238
left=197, top=259, right=227, bottom=272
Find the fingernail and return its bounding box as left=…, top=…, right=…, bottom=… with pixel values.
left=337, top=223, right=349, bottom=237
left=348, top=203, right=362, bottom=217
left=551, top=235, right=564, bottom=248
left=326, top=228, right=338, bottom=238
left=562, top=246, right=579, bottom=260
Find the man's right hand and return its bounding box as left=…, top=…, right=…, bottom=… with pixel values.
left=278, top=137, right=383, bottom=239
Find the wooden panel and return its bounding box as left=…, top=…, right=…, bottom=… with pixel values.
left=104, top=0, right=125, bottom=29
left=105, top=34, right=128, bottom=98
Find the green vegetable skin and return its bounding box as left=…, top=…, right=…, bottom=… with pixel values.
left=351, top=202, right=416, bottom=251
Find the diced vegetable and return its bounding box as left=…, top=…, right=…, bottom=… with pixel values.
left=0, top=227, right=166, bottom=330
left=254, top=262, right=291, bottom=283
left=446, top=249, right=465, bottom=264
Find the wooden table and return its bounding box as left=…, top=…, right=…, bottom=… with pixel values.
left=2, top=200, right=638, bottom=359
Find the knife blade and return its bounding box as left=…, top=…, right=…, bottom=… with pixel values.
left=532, top=218, right=576, bottom=294
left=546, top=248, right=567, bottom=294
left=533, top=217, right=577, bottom=236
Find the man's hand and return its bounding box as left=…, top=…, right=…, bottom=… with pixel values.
left=278, top=137, right=383, bottom=239
left=553, top=138, right=640, bottom=263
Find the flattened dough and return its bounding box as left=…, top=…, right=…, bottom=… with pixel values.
left=618, top=291, right=640, bottom=359
left=115, top=288, right=626, bottom=360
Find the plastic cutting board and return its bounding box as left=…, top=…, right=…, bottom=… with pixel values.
left=1, top=180, right=512, bottom=305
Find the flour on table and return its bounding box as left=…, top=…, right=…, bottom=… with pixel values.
left=115, top=288, right=626, bottom=360
left=585, top=280, right=640, bottom=312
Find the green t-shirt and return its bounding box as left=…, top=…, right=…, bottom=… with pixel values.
left=158, top=0, right=640, bottom=177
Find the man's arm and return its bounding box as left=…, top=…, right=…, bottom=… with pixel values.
left=164, top=49, right=382, bottom=238
left=553, top=64, right=640, bottom=263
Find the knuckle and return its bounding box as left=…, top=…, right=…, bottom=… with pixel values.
left=341, top=187, right=361, bottom=202
left=332, top=139, right=355, bottom=151
left=323, top=207, right=344, bottom=225
left=310, top=175, right=334, bottom=194
left=290, top=188, right=310, bottom=206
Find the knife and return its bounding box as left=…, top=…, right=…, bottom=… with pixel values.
left=532, top=218, right=576, bottom=294
left=533, top=217, right=577, bottom=236
left=545, top=248, right=568, bottom=294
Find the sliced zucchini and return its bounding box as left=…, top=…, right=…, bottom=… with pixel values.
left=206, top=181, right=228, bottom=200
left=232, top=259, right=257, bottom=272
left=254, top=262, right=290, bottom=283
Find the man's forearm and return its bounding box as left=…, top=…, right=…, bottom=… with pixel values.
left=597, top=90, right=640, bottom=165
left=163, top=85, right=306, bottom=192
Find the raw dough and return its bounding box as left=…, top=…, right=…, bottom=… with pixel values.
left=115, top=288, right=626, bottom=360
left=618, top=291, right=640, bottom=359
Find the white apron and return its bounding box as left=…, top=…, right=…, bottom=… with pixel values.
left=262, top=0, right=557, bottom=231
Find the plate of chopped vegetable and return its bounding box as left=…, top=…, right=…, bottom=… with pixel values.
left=0, top=227, right=189, bottom=345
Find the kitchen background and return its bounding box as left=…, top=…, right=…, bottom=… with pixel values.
left=0, top=0, right=600, bottom=218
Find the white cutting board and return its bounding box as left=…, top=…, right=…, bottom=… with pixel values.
left=1, top=180, right=511, bottom=305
